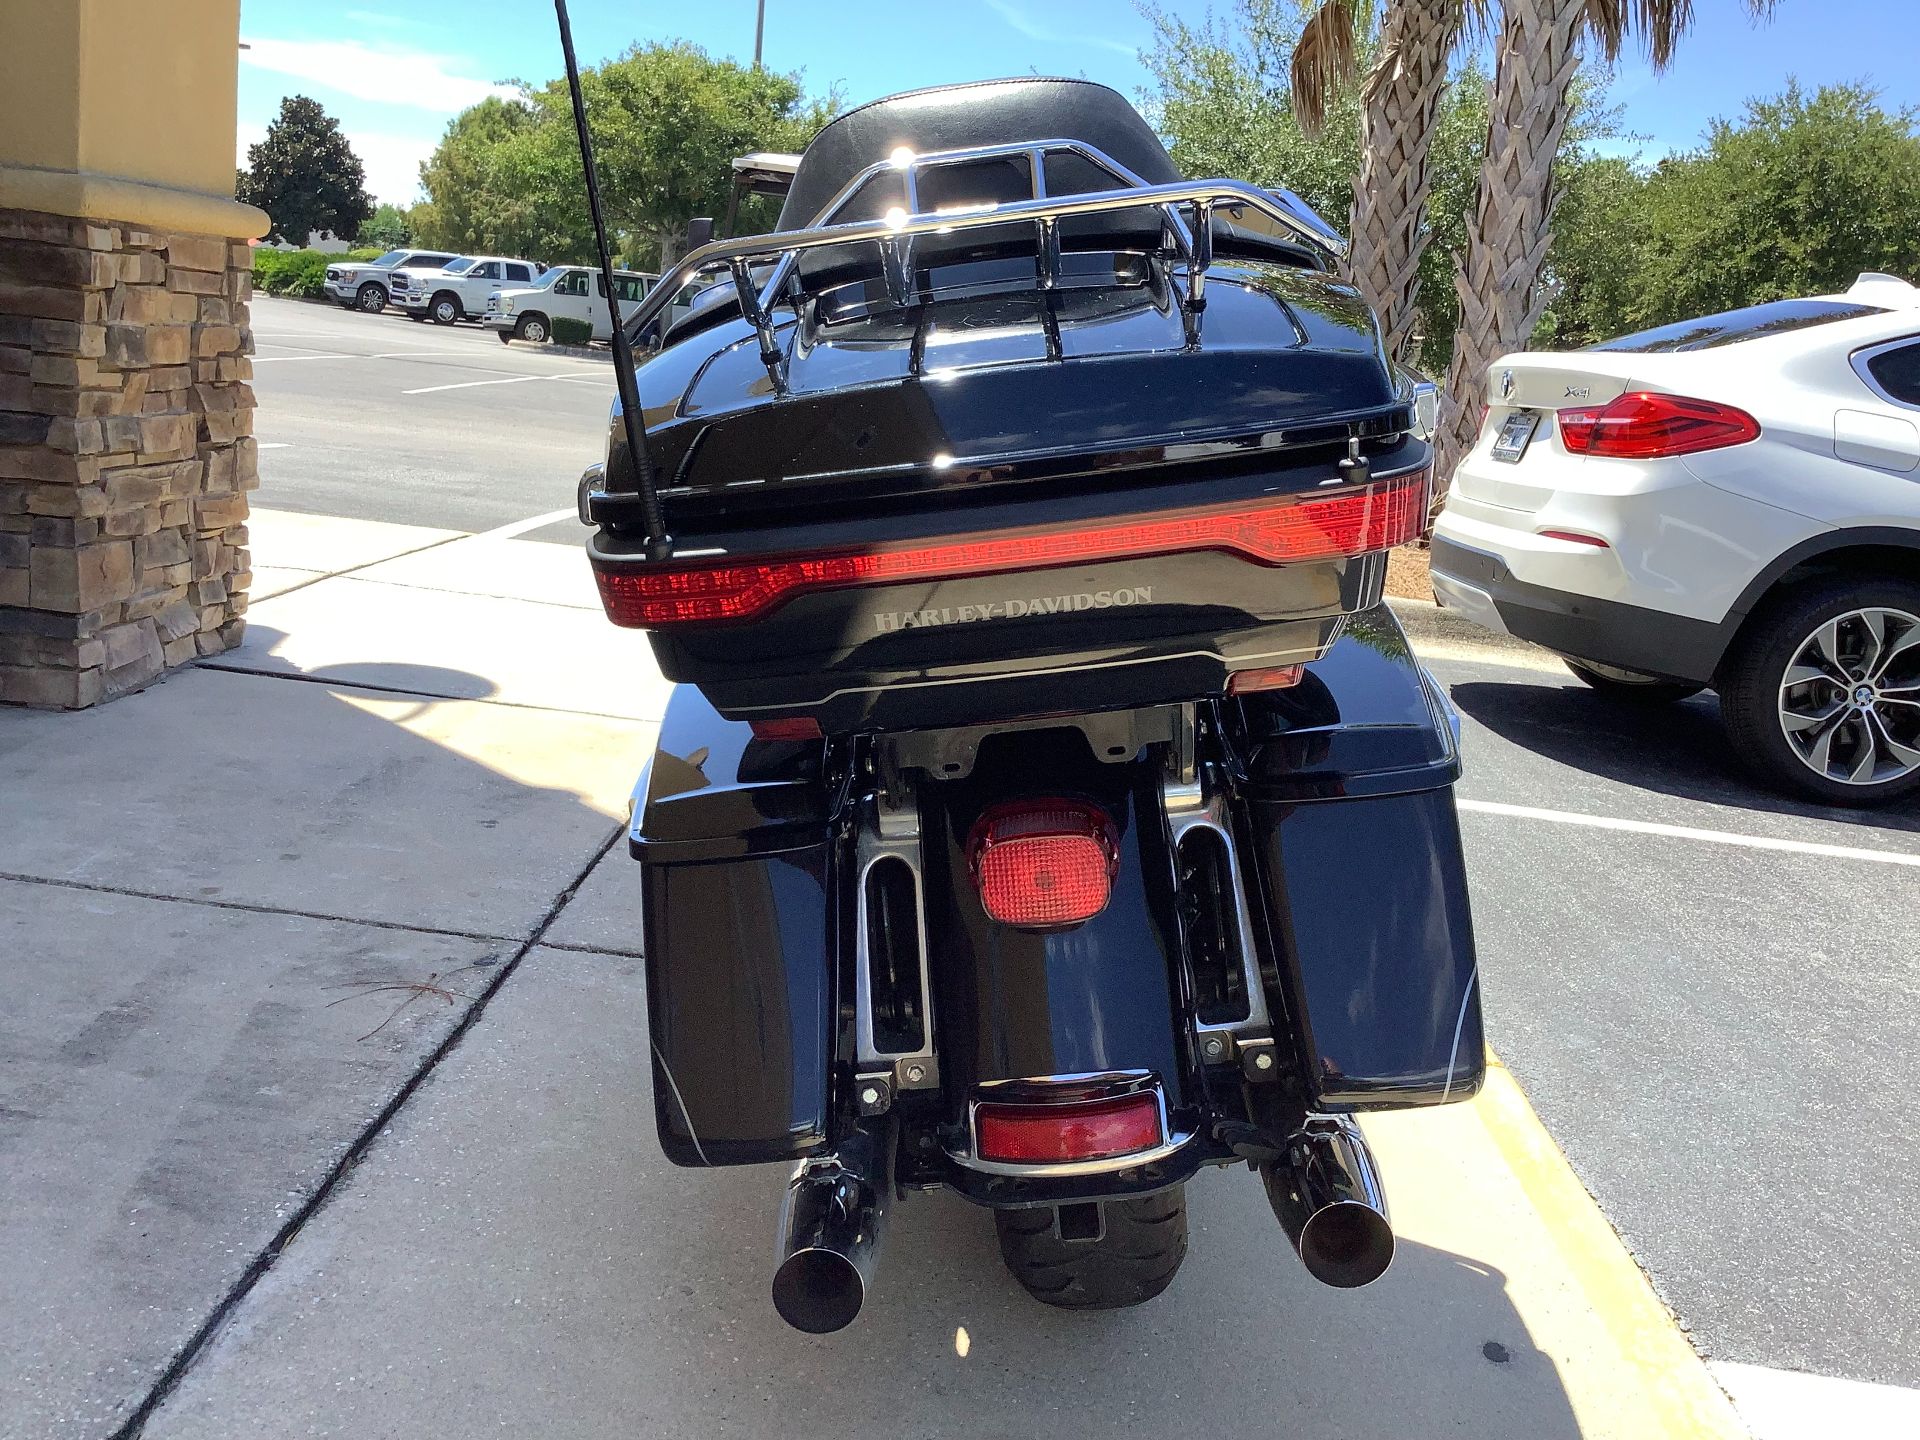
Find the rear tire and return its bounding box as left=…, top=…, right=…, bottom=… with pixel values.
left=1719, top=575, right=1920, bottom=807
left=1563, top=658, right=1702, bottom=705
left=995, top=1188, right=1188, bottom=1310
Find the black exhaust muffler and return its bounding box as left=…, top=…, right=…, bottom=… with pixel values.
left=1261, top=1116, right=1395, bottom=1288
left=771, top=1126, right=890, bottom=1333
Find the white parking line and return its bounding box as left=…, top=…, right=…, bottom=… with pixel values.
left=1459, top=798, right=1920, bottom=868
left=252, top=351, right=477, bottom=363
left=1710, top=1360, right=1920, bottom=1440
left=475, top=508, right=579, bottom=541
left=400, top=370, right=604, bottom=396
left=257, top=442, right=290, bottom=450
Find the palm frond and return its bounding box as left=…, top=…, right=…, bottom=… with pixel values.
left=1291, top=0, right=1358, bottom=137
left=1594, top=0, right=1775, bottom=70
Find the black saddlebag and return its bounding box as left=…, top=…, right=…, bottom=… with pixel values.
left=1229, top=608, right=1484, bottom=1109
left=629, top=687, right=836, bottom=1166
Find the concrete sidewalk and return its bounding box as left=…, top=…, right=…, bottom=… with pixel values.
left=0, top=510, right=1746, bottom=1438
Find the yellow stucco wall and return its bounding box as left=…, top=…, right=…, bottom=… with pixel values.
left=0, top=0, right=266, bottom=237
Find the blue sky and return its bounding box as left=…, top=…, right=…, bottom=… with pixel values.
left=236, top=0, right=1920, bottom=206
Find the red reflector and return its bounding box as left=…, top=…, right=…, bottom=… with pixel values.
left=1556, top=392, right=1759, bottom=459
left=1227, top=663, right=1305, bottom=694
left=592, top=469, right=1430, bottom=628
left=748, top=716, right=823, bottom=741
left=976, top=1093, right=1163, bottom=1164
left=1537, top=529, right=1611, bottom=548
left=968, top=799, right=1118, bottom=930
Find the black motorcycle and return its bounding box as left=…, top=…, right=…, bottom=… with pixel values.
left=571, top=76, right=1479, bottom=1332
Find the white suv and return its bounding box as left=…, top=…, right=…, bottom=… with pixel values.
left=1432, top=274, right=1920, bottom=805
left=394, top=255, right=543, bottom=324
left=484, top=266, right=664, bottom=344
left=323, top=249, right=457, bottom=312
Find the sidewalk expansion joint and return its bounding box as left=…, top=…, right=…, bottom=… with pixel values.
left=191, top=659, right=656, bottom=724
left=310, top=571, right=602, bottom=613
left=104, top=819, right=628, bottom=1440
left=0, top=869, right=525, bottom=946
left=244, top=531, right=469, bottom=604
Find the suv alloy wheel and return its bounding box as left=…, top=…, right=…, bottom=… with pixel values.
left=1721, top=576, right=1920, bottom=805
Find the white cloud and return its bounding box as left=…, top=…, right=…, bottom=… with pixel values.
left=239, top=34, right=520, bottom=113
left=983, top=0, right=1139, bottom=57
left=237, top=122, right=433, bottom=208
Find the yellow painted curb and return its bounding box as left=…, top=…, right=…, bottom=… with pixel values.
left=1476, top=1053, right=1749, bottom=1438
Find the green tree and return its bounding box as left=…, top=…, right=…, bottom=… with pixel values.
left=1140, top=0, right=1489, bottom=375
left=238, top=95, right=373, bottom=245
left=1629, top=82, right=1920, bottom=329
left=361, top=202, right=414, bottom=250
left=415, top=41, right=835, bottom=270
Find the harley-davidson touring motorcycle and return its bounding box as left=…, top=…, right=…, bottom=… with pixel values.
left=569, top=76, right=1479, bottom=1332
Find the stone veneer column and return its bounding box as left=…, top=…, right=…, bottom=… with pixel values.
left=0, top=212, right=255, bottom=706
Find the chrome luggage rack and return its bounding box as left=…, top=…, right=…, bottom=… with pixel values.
left=618, top=138, right=1345, bottom=391
left=594, top=139, right=1347, bottom=560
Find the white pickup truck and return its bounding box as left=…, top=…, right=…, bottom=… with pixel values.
left=482, top=265, right=665, bottom=344
left=393, top=255, right=545, bottom=325
left=323, top=248, right=458, bottom=312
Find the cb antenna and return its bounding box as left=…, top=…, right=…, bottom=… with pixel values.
left=553, top=0, right=670, bottom=560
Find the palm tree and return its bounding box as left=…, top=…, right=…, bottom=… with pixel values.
left=1293, top=0, right=1482, bottom=365
left=1433, top=0, right=1778, bottom=486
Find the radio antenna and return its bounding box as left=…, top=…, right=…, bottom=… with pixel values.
left=552, top=0, right=670, bottom=559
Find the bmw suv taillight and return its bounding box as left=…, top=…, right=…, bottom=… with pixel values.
left=1556, top=392, right=1759, bottom=459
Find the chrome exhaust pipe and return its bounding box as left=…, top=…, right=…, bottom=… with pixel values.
left=771, top=1127, right=889, bottom=1333
left=1262, top=1116, right=1395, bottom=1288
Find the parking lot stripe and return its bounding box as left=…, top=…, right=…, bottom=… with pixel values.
left=475, top=508, right=580, bottom=541
left=1459, top=798, right=1920, bottom=867
left=1708, top=1360, right=1920, bottom=1439
left=401, top=371, right=603, bottom=396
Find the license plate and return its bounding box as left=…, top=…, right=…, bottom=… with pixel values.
left=1491, top=410, right=1540, bottom=463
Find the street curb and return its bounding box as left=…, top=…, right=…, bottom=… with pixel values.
left=496, top=338, right=610, bottom=363
left=1474, top=1053, right=1751, bottom=1438
left=1386, top=594, right=1563, bottom=672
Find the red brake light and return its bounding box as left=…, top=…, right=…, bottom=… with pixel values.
left=967, top=798, right=1118, bottom=930
left=592, top=469, right=1429, bottom=628
left=1556, top=392, right=1759, bottom=459
left=1226, top=663, right=1305, bottom=694
left=747, top=716, right=823, bottom=741
left=975, top=1093, right=1163, bottom=1164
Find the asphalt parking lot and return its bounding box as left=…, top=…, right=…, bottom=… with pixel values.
left=232, top=294, right=1920, bottom=1416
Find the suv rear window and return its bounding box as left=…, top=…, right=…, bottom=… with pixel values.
left=1590, top=299, right=1888, bottom=354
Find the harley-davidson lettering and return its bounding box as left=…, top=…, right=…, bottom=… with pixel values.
left=874, top=586, right=1154, bottom=632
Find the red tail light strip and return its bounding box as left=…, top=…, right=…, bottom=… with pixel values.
left=593, top=468, right=1429, bottom=628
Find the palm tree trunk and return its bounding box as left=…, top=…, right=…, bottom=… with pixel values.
left=1434, top=0, right=1583, bottom=497
left=1348, top=0, right=1462, bottom=366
